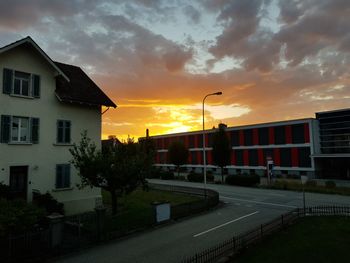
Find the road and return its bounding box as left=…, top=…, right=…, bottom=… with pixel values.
left=55, top=180, right=350, bottom=263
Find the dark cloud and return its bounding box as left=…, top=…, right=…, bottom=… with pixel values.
left=0, top=0, right=97, bottom=29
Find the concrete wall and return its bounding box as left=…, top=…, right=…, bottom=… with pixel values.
left=0, top=45, right=101, bottom=215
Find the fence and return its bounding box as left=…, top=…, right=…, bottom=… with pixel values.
left=182, top=205, right=350, bottom=263
left=1, top=226, right=50, bottom=262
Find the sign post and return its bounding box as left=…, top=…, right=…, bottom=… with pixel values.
left=266, top=157, right=274, bottom=185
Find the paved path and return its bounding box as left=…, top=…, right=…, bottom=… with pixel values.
left=54, top=180, right=350, bottom=263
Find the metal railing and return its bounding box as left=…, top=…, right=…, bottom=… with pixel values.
left=182, top=206, right=350, bottom=263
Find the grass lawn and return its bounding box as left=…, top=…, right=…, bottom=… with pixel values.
left=98, top=188, right=201, bottom=233
left=233, top=217, right=350, bottom=263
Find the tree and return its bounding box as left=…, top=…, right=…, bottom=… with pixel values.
left=138, top=136, right=156, bottom=188
left=168, top=141, right=188, bottom=177
left=212, top=124, right=231, bottom=182
left=70, top=132, right=146, bottom=215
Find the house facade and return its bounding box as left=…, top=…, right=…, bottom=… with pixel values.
left=0, top=37, right=116, bottom=215
left=148, top=108, right=350, bottom=180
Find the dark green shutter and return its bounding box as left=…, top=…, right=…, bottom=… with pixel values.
left=56, top=165, right=63, bottom=188
left=65, top=121, right=71, bottom=143
left=64, top=165, right=71, bottom=188
left=31, top=118, right=39, bottom=144
left=3, top=68, right=13, bottom=94
left=1, top=115, right=11, bottom=143
left=57, top=121, right=63, bottom=143
left=32, top=74, right=40, bottom=98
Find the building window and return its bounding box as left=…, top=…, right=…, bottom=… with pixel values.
left=292, top=124, right=305, bottom=144
left=274, top=126, right=286, bottom=145
left=13, top=71, right=30, bottom=96
left=258, top=128, right=269, bottom=145
left=56, top=164, right=71, bottom=189
left=2, top=68, right=40, bottom=98
left=235, top=150, right=243, bottom=166
left=191, top=151, right=197, bottom=164
left=1, top=115, right=39, bottom=144
left=231, top=130, right=239, bottom=146
left=298, top=147, right=311, bottom=167
left=280, top=148, right=292, bottom=167
left=11, top=117, right=30, bottom=142
left=248, top=149, right=259, bottom=166
left=244, top=129, right=253, bottom=146
left=189, top=135, right=195, bottom=148
left=57, top=120, right=71, bottom=143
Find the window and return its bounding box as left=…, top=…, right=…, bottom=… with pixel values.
left=56, top=164, right=71, bottom=189
left=248, top=149, right=259, bottom=166
left=235, top=150, right=243, bottom=166
left=2, top=68, right=40, bottom=98
left=292, top=124, right=305, bottom=144
left=244, top=129, right=253, bottom=146
left=231, top=130, right=239, bottom=146
left=274, top=126, right=286, bottom=145
left=298, top=147, right=311, bottom=167
left=189, top=135, right=195, bottom=148
left=11, top=117, right=29, bottom=142
left=13, top=71, right=30, bottom=96
left=191, top=151, right=197, bottom=164
left=57, top=120, right=71, bottom=143
left=280, top=148, right=292, bottom=167
left=0, top=115, right=39, bottom=144
left=258, top=128, right=269, bottom=145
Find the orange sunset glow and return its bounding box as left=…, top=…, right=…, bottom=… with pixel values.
left=2, top=0, right=349, bottom=141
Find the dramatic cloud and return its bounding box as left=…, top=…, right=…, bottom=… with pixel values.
left=1, top=0, right=349, bottom=139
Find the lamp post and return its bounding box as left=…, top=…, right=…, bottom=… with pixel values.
left=202, top=92, right=222, bottom=195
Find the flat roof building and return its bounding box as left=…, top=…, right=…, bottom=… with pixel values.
left=144, top=108, right=350, bottom=180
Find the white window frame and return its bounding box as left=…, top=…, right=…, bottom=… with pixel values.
left=12, top=71, right=32, bottom=97
left=11, top=116, right=30, bottom=143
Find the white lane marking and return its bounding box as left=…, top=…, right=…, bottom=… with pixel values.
left=221, top=196, right=297, bottom=209
left=193, top=211, right=259, bottom=238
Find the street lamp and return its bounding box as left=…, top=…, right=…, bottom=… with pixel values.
left=202, top=92, right=222, bottom=195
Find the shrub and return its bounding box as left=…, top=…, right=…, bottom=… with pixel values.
left=160, top=170, right=175, bottom=180
left=305, top=180, right=317, bottom=187
left=146, top=167, right=162, bottom=179
left=0, top=182, right=10, bottom=199
left=33, top=192, right=64, bottom=215
left=325, top=180, right=336, bottom=189
left=187, top=172, right=214, bottom=182
left=225, top=174, right=260, bottom=187
left=0, top=199, right=45, bottom=237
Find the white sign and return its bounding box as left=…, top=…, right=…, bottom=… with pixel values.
left=155, top=203, right=171, bottom=223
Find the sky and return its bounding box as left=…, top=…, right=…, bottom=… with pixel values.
left=1, top=0, right=350, bottom=140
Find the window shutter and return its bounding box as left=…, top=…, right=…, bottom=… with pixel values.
left=64, top=164, right=71, bottom=188
left=57, top=120, right=63, bottom=143
left=1, top=115, right=11, bottom=143
left=3, top=68, right=13, bottom=94
left=65, top=121, right=71, bottom=143
left=56, top=165, right=63, bottom=188
left=32, top=74, right=40, bottom=98
left=31, top=118, right=40, bottom=144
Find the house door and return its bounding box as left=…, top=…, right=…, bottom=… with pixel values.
left=9, top=166, right=28, bottom=200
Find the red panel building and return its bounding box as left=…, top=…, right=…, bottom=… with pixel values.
left=146, top=118, right=316, bottom=177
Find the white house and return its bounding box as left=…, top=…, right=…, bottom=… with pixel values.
left=0, top=36, right=116, bottom=215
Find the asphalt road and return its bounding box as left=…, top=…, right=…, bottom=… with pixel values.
left=55, top=180, right=350, bottom=263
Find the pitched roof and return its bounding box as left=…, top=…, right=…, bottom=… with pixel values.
left=0, top=36, right=69, bottom=81
left=55, top=62, right=117, bottom=108
left=0, top=36, right=116, bottom=108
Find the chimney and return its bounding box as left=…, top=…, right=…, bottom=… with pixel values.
left=146, top=129, right=149, bottom=138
